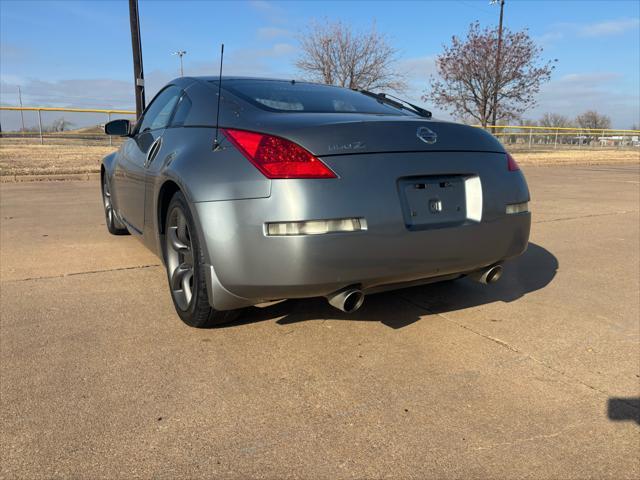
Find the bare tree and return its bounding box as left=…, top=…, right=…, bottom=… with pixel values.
left=424, top=22, right=555, bottom=127
left=296, top=20, right=406, bottom=92
left=539, top=113, right=572, bottom=128
left=49, top=117, right=74, bottom=132
left=575, top=111, right=611, bottom=130
left=518, top=118, right=538, bottom=127
left=537, top=113, right=572, bottom=145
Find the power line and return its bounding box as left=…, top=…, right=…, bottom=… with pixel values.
left=454, top=0, right=493, bottom=16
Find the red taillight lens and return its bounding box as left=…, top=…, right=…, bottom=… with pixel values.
left=221, top=128, right=336, bottom=179
left=506, top=152, right=520, bottom=171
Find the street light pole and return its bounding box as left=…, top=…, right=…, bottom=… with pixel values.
left=172, top=50, right=187, bottom=77
left=129, top=0, right=145, bottom=119
left=490, top=0, right=505, bottom=128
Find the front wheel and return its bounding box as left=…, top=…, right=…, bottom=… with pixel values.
left=164, top=191, right=240, bottom=327
left=102, top=174, right=128, bottom=235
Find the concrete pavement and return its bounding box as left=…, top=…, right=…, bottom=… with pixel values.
left=1, top=165, right=639, bottom=479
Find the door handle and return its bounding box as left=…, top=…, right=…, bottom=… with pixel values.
left=145, top=138, right=162, bottom=168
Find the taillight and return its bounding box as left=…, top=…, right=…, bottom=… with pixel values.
left=221, top=128, right=336, bottom=179
left=506, top=152, right=520, bottom=171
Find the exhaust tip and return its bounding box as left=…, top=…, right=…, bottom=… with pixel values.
left=326, top=287, right=365, bottom=313
left=469, top=264, right=503, bottom=284
left=342, top=290, right=365, bottom=313
left=486, top=265, right=503, bottom=284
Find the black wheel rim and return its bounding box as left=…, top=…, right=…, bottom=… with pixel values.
left=166, top=207, right=195, bottom=311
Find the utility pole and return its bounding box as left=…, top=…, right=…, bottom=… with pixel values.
left=490, top=0, right=505, bottom=128
left=172, top=50, right=187, bottom=77
left=129, top=0, right=145, bottom=118
left=18, top=86, right=25, bottom=132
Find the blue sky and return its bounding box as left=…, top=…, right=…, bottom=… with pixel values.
left=1, top=0, right=639, bottom=128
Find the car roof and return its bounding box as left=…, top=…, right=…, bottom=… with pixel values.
left=169, top=76, right=338, bottom=89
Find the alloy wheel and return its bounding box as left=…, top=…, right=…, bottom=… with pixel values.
left=103, top=176, right=113, bottom=225
left=166, top=207, right=195, bottom=311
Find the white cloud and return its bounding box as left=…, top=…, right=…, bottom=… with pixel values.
left=270, top=43, right=296, bottom=56
left=0, top=42, right=31, bottom=62
left=559, top=72, right=622, bottom=83
left=2, top=56, right=635, bottom=130
left=578, top=17, right=640, bottom=37
left=0, top=76, right=133, bottom=109
left=400, top=56, right=437, bottom=80
left=535, top=31, right=564, bottom=46
left=0, top=76, right=137, bottom=131
left=395, top=56, right=438, bottom=107
left=527, top=71, right=639, bottom=128
left=539, top=17, right=640, bottom=45
left=0, top=74, right=26, bottom=88
left=182, top=43, right=298, bottom=79
left=248, top=0, right=287, bottom=24
left=257, top=27, right=292, bottom=40
left=249, top=0, right=274, bottom=12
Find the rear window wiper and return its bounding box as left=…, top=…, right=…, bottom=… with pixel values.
left=357, top=89, right=432, bottom=118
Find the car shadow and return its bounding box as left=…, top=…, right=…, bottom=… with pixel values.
left=607, top=398, right=640, bottom=425
left=223, top=242, right=558, bottom=330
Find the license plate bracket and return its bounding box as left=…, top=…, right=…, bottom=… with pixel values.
left=399, top=175, right=468, bottom=229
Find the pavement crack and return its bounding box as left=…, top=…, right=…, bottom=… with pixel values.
left=400, top=295, right=523, bottom=354
left=4, top=264, right=162, bottom=283
left=472, top=425, right=578, bottom=451
left=398, top=294, right=632, bottom=405
left=533, top=210, right=638, bottom=224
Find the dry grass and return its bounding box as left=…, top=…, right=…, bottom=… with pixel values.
left=513, top=149, right=640, bottom=166
left=0, top=142, right=116, bottom=176
left=1, top=140, right=638, bottom=176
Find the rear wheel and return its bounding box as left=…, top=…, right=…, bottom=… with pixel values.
left=164, top=191, right=240, bottom=327
left=102, top=174, right=128, bottom=235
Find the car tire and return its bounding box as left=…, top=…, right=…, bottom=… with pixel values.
left=102, top=174, right=129, bottom=235
left=164, top=191, right=240, bottom=328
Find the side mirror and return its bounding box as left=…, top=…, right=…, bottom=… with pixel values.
left=105, top=119, right=132, bottom=137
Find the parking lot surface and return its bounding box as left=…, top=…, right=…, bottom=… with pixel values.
left=1, top=165, right=639, bottom=479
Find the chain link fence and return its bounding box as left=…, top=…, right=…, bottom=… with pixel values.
left=0, top=107, right=136, bottom=147
left=483, top=125, right=640, bottom=151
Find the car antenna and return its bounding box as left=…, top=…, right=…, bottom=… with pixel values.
left=213, top=43, right=224, bottom=151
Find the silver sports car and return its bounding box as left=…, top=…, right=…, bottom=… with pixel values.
left=102, top=77, right=530, bottom=327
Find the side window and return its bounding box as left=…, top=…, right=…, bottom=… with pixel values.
left=170, top=93, right=192, bottom=127
left=137, top=86, right=181, bottom=133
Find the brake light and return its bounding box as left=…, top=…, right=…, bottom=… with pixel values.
left=506, top=152, right=520, bottom=171
left=221, top=128, right=336, bottom=179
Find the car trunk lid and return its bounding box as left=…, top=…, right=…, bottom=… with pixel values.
left=245, top=113, right=505, bottom=157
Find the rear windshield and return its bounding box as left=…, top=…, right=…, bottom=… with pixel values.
left=215, top=79, right=410, bottom=115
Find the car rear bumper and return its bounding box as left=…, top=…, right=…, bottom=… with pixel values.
left=194, top=204, right=530, bottom=310
left=193, top=151, right=531, bottom=310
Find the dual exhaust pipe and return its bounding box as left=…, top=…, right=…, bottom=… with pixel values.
left=326, top=287, right=365, bottom=313
left=468, top=264, right=503, bottom=284
left=324, top=264, right=503, bottom=313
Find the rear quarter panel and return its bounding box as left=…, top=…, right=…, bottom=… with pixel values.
left=143, top=126, right=272, bottom=261
left=159, top=127, right=271, bottom=203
